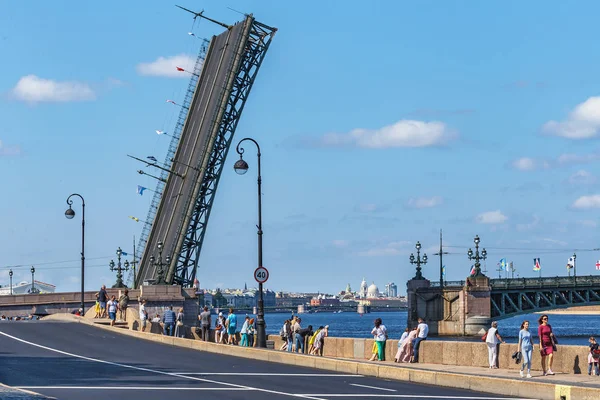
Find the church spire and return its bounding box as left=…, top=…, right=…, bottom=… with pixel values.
left=244, top=282, right=247, bottom=291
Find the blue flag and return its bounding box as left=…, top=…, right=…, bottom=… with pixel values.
left=121, top=251, right=128, bottom=256
left=442, top=265, right=446, bottom=278
left=498, top=258, right=507, bottom=271
left=137, top=185, right=147, bottom=196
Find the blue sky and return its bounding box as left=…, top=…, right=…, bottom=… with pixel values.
left=1, top=1, right=600, bottom=295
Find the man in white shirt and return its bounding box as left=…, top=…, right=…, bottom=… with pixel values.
left=412, top=317, right=429, bottom=363
left=139, top=300, right=148, bottom=332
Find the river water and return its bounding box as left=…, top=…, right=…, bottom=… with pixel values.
left=263, top=311, right=597, bottom=346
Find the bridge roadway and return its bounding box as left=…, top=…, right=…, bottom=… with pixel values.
left=0, top=321, right=520, bottom=400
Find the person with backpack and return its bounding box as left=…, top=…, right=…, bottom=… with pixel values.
left=588, top=337, right=600, bottom=375
left=118, top=289, right=129, bottom=322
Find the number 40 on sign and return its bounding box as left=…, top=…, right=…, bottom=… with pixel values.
left=254, top=266, right=269, bottom=284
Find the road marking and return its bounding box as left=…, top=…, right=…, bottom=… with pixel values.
left=174, top=373, right=363, bottom=377
left=0, top=330, right=327, bottom=400
left=18, top=387, right=250, bottom=391
left=349, top=383, right=397, bottom=392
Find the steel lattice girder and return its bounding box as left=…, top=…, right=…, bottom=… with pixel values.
left=490, top=287, right=600, bottom=318
left=171, top=18, right=276, bottom=287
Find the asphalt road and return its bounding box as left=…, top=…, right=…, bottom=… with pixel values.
left=0, top=321, right=528, bottom=400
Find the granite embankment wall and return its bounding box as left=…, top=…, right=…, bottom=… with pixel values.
left=266, top=335, right=590, bottom=375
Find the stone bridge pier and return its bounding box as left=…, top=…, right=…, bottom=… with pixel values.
left=406, top=276, right=492, bottom=336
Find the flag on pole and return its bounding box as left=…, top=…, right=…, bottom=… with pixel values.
left=469, top=265, right=476, bottom=276
left=567, top=256, right=575, bottom=270
left=121, top=251, right=128, bottom=256
left=498, top=258, right=507, bottom=271
left=146, top=156, right=157, bottom=162
left=596, top=260, right=600, bottom=270
left=166, top=100, right=176, bottom=105
left=442, top=265, right=446, bottom=278
left=137, top=185, right=147, bottom=196
left=128, top=216, right=140, bottom=222
left=533, top=258, right=541, bottom=271
left=156, top=130, right=167, bottom=135
left=176, top=66, right=185, bottom=72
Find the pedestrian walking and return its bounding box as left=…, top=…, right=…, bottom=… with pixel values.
left=484, top=321, right=505, bottom=368
left=107, top=295, right=118, bottom=326
left=248, top=318, right=256, bottom=347
left=371, top=318, right=388, bottom=361
left=517, top=320, right=533, bottom=378
left=239, top=316, right=250, bottom=347
left=538, top=314, right=557, bottom=375
left=162, top=306, right=176, bottom=336
left=139, top=299, right=148, bottom=332
left=93, top=293, right=100, bottom=318
left=411, top=317, right=428, bottom=363
left=118, top=289, right=129, bottom=322
left=588, top=337, right=600, bottom=375
left=226, top=308, right=237, bottom=345
left=294, top=318, right=304, bottom=353
left=98, top=285, right=108, bottom=318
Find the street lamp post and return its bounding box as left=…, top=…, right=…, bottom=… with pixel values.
left=467, top=235, right=487, bottom=277
left=109, top=247, right=129, bottom=288
left=234, top=137, right=266, bottom=349
left=409, top=241, right=428, bottom=280
left=9, top=269, right=13, bottom=295
left=65, top=194, right=86, bottom=314
left=150, top=241, right=170, bottom=285
left=30, top=266, right=36, bottom=294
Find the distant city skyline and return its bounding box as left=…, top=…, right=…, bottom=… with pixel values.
left=2, top=1, right=600, bottom=294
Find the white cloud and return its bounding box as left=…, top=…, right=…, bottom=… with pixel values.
left=572, top=194, right=600, bottom=209
left=332, top=240, right=349, bottom=248
left=407, top=196, right=443, bottom=209
left=577, top=219, right=598, bottom=228
left=136, top=54, right=196, bottom=78
left=357, top=240, right=411, bottom=257
left=476, top=210, right=507, bottom=224
left=511, top=151, right=600, bottom=171
left=511, top=157, right=550, bottom=171
left=11, top=75, right=95, bottom=103
left=543, top=96, right=600, bottom=139
left=321, top=120, right=455, bottom=148
left=567, top=170, right=597, bottom=185
left=0, top=140, right=21, bottom=156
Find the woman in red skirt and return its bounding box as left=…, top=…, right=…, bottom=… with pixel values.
left=538, top=314, right=556, bottom=375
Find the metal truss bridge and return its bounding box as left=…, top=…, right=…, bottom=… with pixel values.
left=131, top=11, right=276, bottom=288
left=489, top=275, right=600, bottom=319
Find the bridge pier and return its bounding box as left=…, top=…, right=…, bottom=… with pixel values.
left=407, top=276, right=492, bottom=336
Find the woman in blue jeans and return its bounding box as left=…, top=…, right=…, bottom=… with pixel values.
left=518, top=320, right=533, bottom=378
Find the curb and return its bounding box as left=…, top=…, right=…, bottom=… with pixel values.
left=60, top=315, right=600, bottom=400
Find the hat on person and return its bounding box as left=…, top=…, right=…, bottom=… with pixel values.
left=325, top=325, right=329, bottom=329
left=219, top=312, right=223, bottom=316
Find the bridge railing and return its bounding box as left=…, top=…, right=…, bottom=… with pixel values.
left=430, top=280, right=466, bottom=287
left=490, top=275, right=600, bottom=289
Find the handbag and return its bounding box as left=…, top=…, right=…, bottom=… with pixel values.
left=481, top=332, right=488, bottom=341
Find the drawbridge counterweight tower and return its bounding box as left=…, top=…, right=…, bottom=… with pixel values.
left=132, top=11, right=276, bottom=288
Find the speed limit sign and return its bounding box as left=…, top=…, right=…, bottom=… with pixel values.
left=254, top=266, right=269, bottom=284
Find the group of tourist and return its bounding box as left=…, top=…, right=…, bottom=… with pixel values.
left=390, top=317, right=428, bottom=363
left=279, top=316, right=328, bottom=355
left=485, top=313, right=559, bottom=378
left=93, top=285, right=130, bottom=326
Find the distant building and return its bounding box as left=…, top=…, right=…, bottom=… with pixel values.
left=384, top=282, right=398, bottom=298
left=0, top=280, right=56, bottom=296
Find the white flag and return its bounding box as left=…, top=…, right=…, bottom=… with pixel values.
left=567, top=257, right=575, bottom=269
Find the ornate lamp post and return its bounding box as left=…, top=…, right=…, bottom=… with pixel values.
left=467, top=235, right=487, bottom=277
left=65, top=193, right=85, bottom=314
left=30, top=266, right=36, bottom=294
left=149, top=241, right=170, bottom=285
left=233, top=137, right=266, bottom=349
left=409, top=241, right=428, bottom=280
left=9, top=269, right=13, bottom=295
left=109, top=247, right=129, bottom=288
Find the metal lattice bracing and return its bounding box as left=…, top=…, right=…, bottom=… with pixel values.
left=490, top=275, right=600, bottom=319
left=169, top=18, right=276, bottom=287
left=133, top=14, right=276, bottom=288
left=127, top=40, right=209, bottom=287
